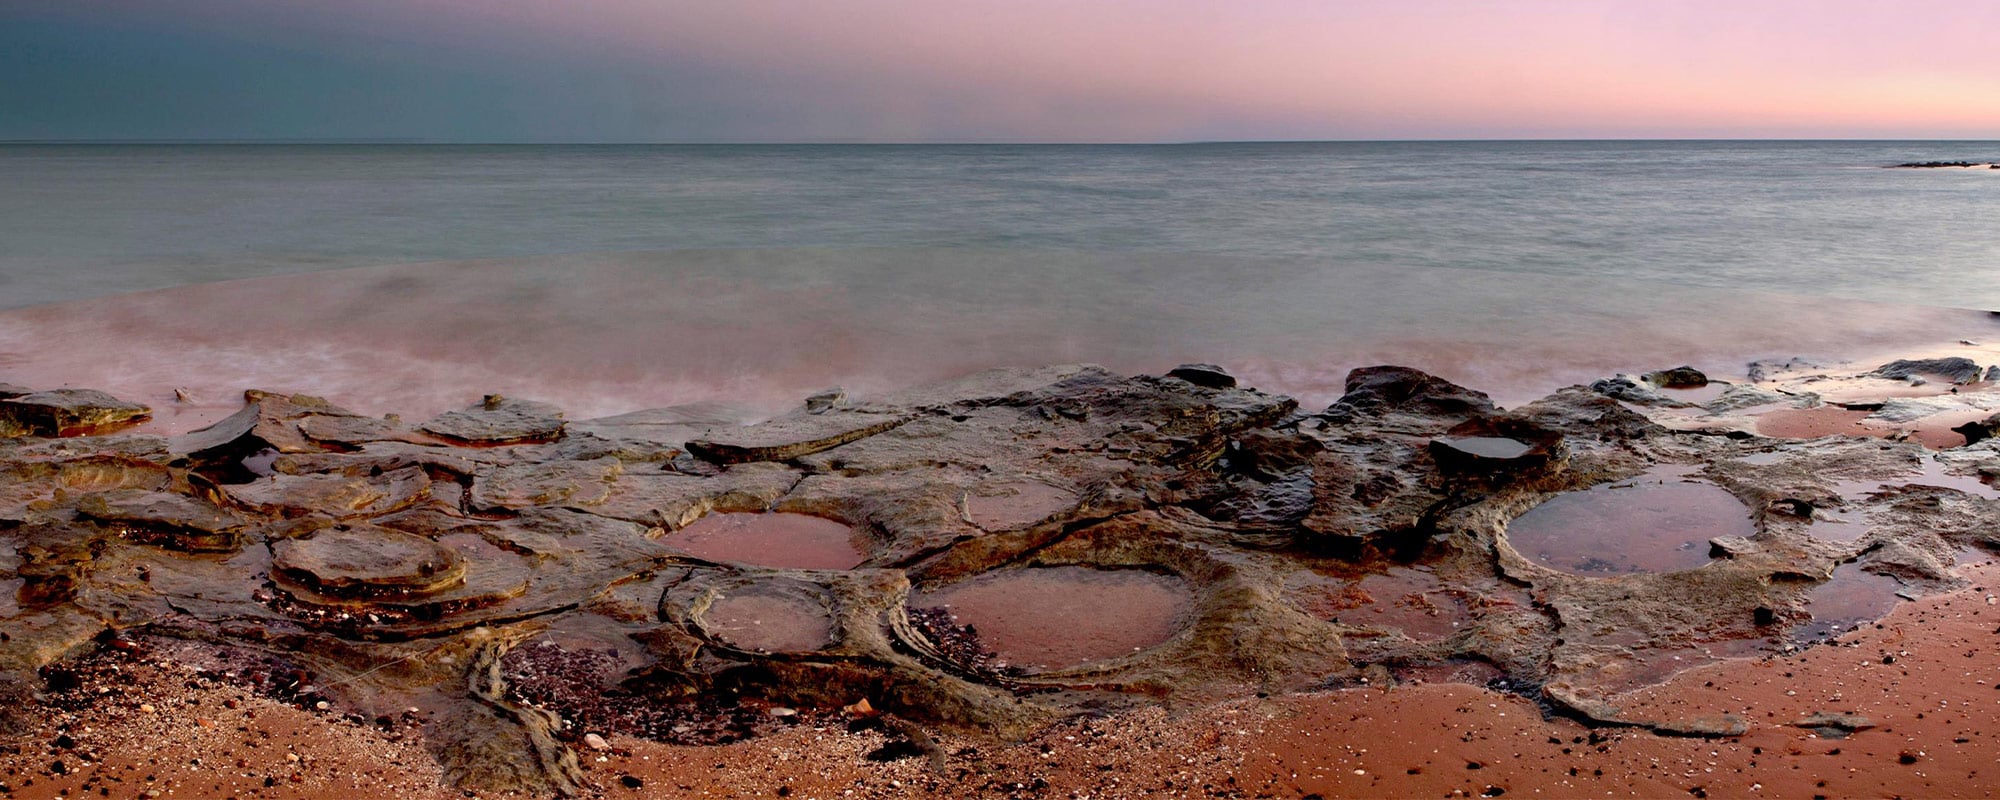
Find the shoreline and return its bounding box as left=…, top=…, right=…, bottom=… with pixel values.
left=4, top=250, right=1996, bottom=437
left=5, top=337, right=2000, bottom=796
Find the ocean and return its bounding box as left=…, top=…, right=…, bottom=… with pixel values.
left=2, top=140, right=1997, bottom=428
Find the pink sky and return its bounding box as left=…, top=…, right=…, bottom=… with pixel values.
left=13, top=0, right=2000, bottom=140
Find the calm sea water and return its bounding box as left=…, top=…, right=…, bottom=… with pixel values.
left=2, top=141, right=1998, bottom=428
left=4, top=140, right=1999, bottom=310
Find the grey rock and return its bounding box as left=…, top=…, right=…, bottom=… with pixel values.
left=1643, top=365, right=1709, bottom=388
left=685, top=410, right=911, bottom=464
left=421, top=397, right=566, bottom=444
left=1871, top=357, right=1982, bottom=384
left=804, top=387, right=847, bottom=414
left=1590, top=375, right=1675, bottom=406
left=1166, top=363, right=1236, bottom=389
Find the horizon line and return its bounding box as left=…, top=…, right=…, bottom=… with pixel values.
left=4, top=137, right=1999, bottom=147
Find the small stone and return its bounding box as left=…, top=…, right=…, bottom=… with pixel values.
left=804, top=388, right=846, bottom=414
left=767, top=706, right=798, bottom=718
left=139, top=703, right=156, bottom=713
left=583, top=733, right=611, bottom=751
left=1643, top=365, right=1709, bottom=388
left=619, top=775, right=644, bottom=789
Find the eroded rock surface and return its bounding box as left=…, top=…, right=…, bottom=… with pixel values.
left=3, top=359, right=1997, bottom=794
left=0, top=389, right=150, bottom=437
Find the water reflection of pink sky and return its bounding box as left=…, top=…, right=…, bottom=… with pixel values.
left=0, top=250, right=1986, bottom=435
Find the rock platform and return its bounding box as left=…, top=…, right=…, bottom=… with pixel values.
left=4, top=358, right=1999, bottom=795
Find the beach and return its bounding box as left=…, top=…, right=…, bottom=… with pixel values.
left=9, top=0, right=2000, bottom=794
left=6, top=144, right=2000, bottom=798
left=6, top=296, right=2000, bottom=796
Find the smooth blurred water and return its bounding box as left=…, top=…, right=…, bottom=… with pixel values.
left=4, top=141, right=1999, bottom=310
left=3, top=141, right=1999, bottom=429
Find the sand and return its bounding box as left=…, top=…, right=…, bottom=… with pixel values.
left=6, top=563, right=1996, bottom=798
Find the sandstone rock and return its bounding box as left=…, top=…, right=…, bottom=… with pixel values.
left=1651, top=714, right=1748, bottom=738
left=6, top=359, right=1993, bottom=796
left=216, top=465, right=431, bottom=520
left=170, top=390, right=364, bottom=460
left=1952, top=412, right=2000, bottom=445
left=804, top=388, right=847, bottom=414
left=271, top=525, right=467, bottom=599
left=1428, top=416, right=1565, bottom=481
left=1590, top=375, right=1674, bottom=406
left=1872, top=357, right=1982, bottom=384
left=1643, top=366, right=1709, bottom=388
left=469, top=457, right=622, bottom=512
left=76, top=490, right=246, bottom=553
left=1746, top=357, right=1819, bottom=382
left=0, top=389, right=150, bottom=437
left=1327, top=366, right=1493, bottom=431
left=421, top=396, right=566, bottom=445
left=1166, top=363, right=1236, bottom=389
left=1791, top=711, right=1875, bottom=738
left=686, top=410, right=911, bottom=464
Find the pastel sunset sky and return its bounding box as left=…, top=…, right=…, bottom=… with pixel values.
left=4, top=0, right=1997, bottom=142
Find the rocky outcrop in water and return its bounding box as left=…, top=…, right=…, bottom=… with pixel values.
left=3, top=361, right=1996, bottom=795
left=1889, top=161, right=2000, bottom=169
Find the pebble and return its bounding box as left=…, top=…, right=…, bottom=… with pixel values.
left=768, top=707, right=798, bottom=718
left=584, top=733, right=611, bottom=751
left=139, top=703, right=156, bottom=713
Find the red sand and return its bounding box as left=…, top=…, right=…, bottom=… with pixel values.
left=12, top=565, right=1995, bottom=798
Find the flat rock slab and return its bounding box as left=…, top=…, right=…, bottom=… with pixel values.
left=272, top=525, right=467, bottom=599
left=297, top=414, right=425, bottom=447
left=220, top=466, right=431, bottom=519
left=421, top=398, right=566, bottom=444
left=1872, top=357, right=1982, bottom=383
left=169, top=390, right=365, bottom=458
left=1791, top=711, right=1875, bottom=738
left=76, top=490, right=245, bottom=553
left=0, top=389, right=150, bottom=437
left=470, top=457, right=623, bottom=512
left=685, top=411, right=911, bottom=464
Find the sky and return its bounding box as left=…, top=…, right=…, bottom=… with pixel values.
left=4, top=0, right=1999, bottom=143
